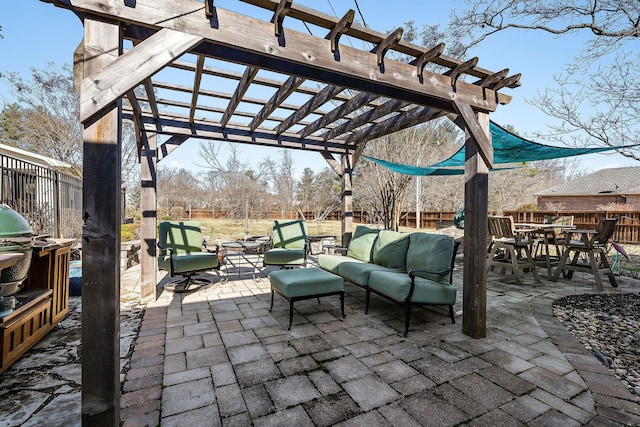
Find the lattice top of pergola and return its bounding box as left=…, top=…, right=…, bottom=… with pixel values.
left=49, top=0, right=519, bottom=168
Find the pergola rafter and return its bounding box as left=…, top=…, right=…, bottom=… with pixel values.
left=43, top=0, right=521, bottom=424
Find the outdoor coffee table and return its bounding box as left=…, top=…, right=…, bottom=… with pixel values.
left=221, top=241, right=264, bottom=281
left=269, top=267, right=345, bottom=329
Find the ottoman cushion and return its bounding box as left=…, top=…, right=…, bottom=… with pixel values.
left=270, top=267, right=343, bottom=298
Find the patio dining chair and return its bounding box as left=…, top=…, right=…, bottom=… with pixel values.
left=158, top=221, right=226, bottom=292
left=263, top=219, right=309, bottom=269
left=487, top=215, right=540, bottom=284
left=552, top=217, right=619, bottom=290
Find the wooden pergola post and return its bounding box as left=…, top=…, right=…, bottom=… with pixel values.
left=462, top=112, right=491, bottom=338
left=140, top=132, right=157, bottom=300
left=80, top=16, right=122, bottom=425
left=341, top=153, right=354, bottom=247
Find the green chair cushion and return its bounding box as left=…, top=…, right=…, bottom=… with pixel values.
left=270, top=267, right=343, bottom=298
left=159, top=252, right=219, bottom=274
left=406, top=233, right=455, bottom=283
left=272, top=220, right=308, bottom=249
left=368, top=270, right=456, bottom=305
left=318, top=254, right=363, bottom=273
left=372, top=230, right=409, bottom=271
left=158, top=221, right=204, bottom=254
left=338, top=261, right=393, bottom=287
left=346, top=225, right=379, bottom=262
left=264, top=248, right=306, bottom=265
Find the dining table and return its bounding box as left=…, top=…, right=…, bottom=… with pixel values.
left=515, top=223, right=576, bottom=279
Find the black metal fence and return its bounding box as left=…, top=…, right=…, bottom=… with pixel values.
left=0, top=154, right=82, bottom=238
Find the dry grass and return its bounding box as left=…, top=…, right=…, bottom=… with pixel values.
left=190, top=219, right=417, bottom=246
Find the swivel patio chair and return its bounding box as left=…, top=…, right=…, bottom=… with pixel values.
left=552, top=217, right=618, bottom=290
left=158, top=221, right=225, bottom=292
left=263, top=219, right=309, bottom=269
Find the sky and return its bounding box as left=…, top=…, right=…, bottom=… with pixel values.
left=1, top=0, right=637, bottom=176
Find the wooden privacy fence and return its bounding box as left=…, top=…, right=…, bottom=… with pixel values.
left=182, top=209, right=640, bottom=244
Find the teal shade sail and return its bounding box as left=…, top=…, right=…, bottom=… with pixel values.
left=362, top=156, right=516, bottom=176
left=430, top=121, right=639, bottom=167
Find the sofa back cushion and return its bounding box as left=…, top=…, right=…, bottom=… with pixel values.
left=372, top=230, right=410, bottom=270
left=347, top=225, right=379, bottom=262
left=406, top=233, right=455, bottom=283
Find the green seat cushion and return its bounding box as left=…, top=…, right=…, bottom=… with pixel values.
left=318, top=254, right=363, bottom=273
left=406, top=233, right=455, bottom=283
left=372, top=230, right=409, bottom=271
left=346, top=225, right=379, bottom=262
left=264, top=248, right=306, bottom=266
left=368, top=270, right=456, bottom=305
left=159, top=252, right=219, bottom=274
left=270, top=267, right=343, bottom=298
left=338, top=261, right=394, bottom=287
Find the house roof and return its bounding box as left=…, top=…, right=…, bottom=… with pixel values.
left=536, top=166, right=640, bottom=197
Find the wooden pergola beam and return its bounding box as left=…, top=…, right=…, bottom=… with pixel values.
left=300, top=92, right=378, bottom=138
left=80, top=27, right=203, bottom=123
left=249, top=75, right=304, bottom=132
left=132, top=115, right=352, bottom=153
left=157, top=135, right=190, bottom=161
left=323, top=98, right=408, bottom=141
left=275, top=84, right=344, bottom=135
left=189, top=55, right=206, bottom=124
left=221, top=66, right=259, bottom=128
left=60, top=0, right=509, bottom=122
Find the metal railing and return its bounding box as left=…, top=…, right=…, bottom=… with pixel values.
left=0, top=154, right=82, bottom=238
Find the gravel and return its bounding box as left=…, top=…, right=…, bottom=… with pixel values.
left=553, top=293, right=640, bottom=396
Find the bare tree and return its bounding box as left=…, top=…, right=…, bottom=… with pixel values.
left=0, top=63, right=139, bottom=178
left=262, top=150, right=296, bottom=218
left=450, top=1, right=640, bottom=160
left=357, top=122, right=460, bottom=230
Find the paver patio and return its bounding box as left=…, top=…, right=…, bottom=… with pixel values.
left=120, top=253, right=640, bottom=426
left=2, top=252, right=640, bottom=426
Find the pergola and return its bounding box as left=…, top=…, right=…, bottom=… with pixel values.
left=45, top=0, right=519, bottom=423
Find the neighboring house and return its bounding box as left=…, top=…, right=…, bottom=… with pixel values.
left=536, top=166, right=640, bottom=210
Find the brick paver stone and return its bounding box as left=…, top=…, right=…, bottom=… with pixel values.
left=265, top=375, right=322, bottom=410
left=161, top=377, right=215, bottom=417
left=343, top=375, right=401, bottom=411
left=303, top=391, right=361, bottom=426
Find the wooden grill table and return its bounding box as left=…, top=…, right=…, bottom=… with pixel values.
left=0, top=239, right=74, bottom=373
left=515, top=223, right=575, bottom=279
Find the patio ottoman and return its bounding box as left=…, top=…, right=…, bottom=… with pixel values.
left=269, top=267, right=345, bottom=329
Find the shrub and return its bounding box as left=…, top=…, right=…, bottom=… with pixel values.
left=121, top=224, right=138, bottom=242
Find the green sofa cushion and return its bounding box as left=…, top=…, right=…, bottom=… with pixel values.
left=406, top=233, right=455, bottom=283
left=372, top=230, right=409, bottom=271
left=368, top=270, right=456, bottom=305
left=346, top=225, right=379, bottom=262
left=317, top=254, right=363, bottom=274
left=264, top=248, right=305, bottom=265
left=338, top=261, right=392, bottom=287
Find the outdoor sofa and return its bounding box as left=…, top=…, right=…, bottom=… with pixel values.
left=318, top=225, right=459, bottom=336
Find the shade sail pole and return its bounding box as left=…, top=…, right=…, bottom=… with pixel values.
left=81, top=15, right=122, bottom=425
left=461, top=111, right=491, bottom=339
